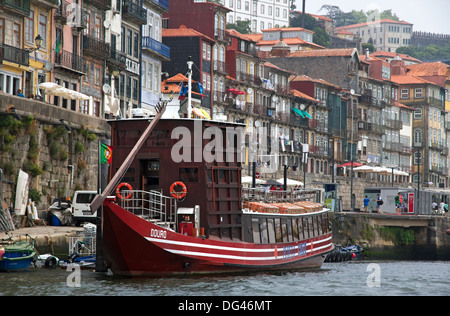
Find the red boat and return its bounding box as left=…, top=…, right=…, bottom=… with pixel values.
left=91, top=114, right=333, bottom=276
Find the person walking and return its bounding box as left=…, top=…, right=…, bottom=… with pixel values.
left=394, top=192, right=402, bottom=214
left=376, top=194, right=383, bottom=214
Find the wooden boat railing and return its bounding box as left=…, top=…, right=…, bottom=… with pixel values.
left=119, top=190, right=177, bottom=231
left=242, top=187, right=320, bottom=203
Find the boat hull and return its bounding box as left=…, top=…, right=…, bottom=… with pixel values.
left=102, top=201, right=334, bottom=276
left=0, top=246, right=35, bottom=272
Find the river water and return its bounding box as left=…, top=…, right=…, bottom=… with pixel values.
left=0, top=260, right=448, bottom=297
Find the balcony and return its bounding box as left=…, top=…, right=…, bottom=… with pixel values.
left=253, top=103, right=267, bottom=116
left=1, top=0, right=30, bottom=16
left=383, top=141, right=403, bottom=152
left=213, top=91, right=227, bottom=104
left=142, top=36, right=170, bottom=60
left=0, top=44, right=29, bottom=67
left=83, top=35, right=110, bottom=60
left=107, top=49, right=127, bottom=72
left=54, top=50, right=85, bottom=76
left=34, top=0, right=58, bottom=9
left=122, top=0, right=147, bottom=25
left=54, top=1, right=69, bottom=24
left=385, top=118, right=403, bottom=130
left=213, top=60, right=226, bottom=74
left=148, top=0, right=168, bottom=11
left=84, top=0, right=110, bottom=10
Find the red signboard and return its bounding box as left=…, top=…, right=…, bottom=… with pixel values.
left=408, top=193, right=414, bottom=213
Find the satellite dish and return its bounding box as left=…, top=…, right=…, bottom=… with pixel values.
left=110, top=98, right=119, bottom=115
left=272, top=95, right=278, bottom=102
left=350, top=89, right=355, bottom=95
left=103, top=20, right=111, bottom=29
left=254, top=120, right=261, bottom=127
left=102, top=83, right=111, bottom=94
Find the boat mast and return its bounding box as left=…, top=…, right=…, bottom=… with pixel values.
left=187, top=56, right=193, bottom=119
left=90, top=104, right=167, bottom=212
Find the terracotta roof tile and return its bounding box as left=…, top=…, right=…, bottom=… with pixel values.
left=287, top=48, right=357, bottom=58
left=262, top=27, right=314, bottom=34
left=162, top=26, right=215, bottom=42
left=290, top=89, right=318, bottom=103
left=390, top=75, right=436, bottom=85
left=371, top=51, right=421, bottom=63
left=406, top=62, right=450, bottom=77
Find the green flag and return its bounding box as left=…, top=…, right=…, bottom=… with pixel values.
left=100, top=143, right=112, bottom=164
left=55, top=40, right=62, bottom=53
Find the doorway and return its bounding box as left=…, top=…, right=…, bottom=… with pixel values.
left=141, top=159, right=160, bottom=191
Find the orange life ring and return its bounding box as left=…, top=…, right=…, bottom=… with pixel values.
left=170, top=181, right=187, bottom=200
left=116, top=182, right=133, bottom=199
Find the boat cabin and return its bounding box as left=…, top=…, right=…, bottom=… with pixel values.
left=109, top=118, right=245, bottom=241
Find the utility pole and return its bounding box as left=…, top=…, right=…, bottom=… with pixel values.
left=302, top=0, right=306, bottom=28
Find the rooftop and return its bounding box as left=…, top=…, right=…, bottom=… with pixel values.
left=336, top=19, right=413, bottom=31
left=287, top=48, right=357, bottom=58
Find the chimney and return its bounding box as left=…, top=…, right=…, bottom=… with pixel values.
left=270, top=40, right=290, bottom=57
left=390, top=55, right=406, bottom=75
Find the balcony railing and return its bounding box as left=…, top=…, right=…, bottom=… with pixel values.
left=84, top=0, right=110, bottom=9
left=0, top=44, right=29, bottom=67
left=122, top=0, right=147, bottom=24
left=83, top=34, right=110, bottom=59
left=149, top=0, right=168, bottom=10
left=54, top=50, right=85, bottom=74
left=54, top=0, right=69, bottom=21
left=213, top=60, right=226, bottom=73
left=1, top=0, right=30, bottom=15
left=108, top=49, right=127, bottom=71
left=142, top=36, right=170, bottom=60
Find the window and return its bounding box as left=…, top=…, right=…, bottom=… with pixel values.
left=147, top=62, right=152, bottom=90
left=414, top=129, right=422, bottom=147
left=154, top=65, right=159, bottom=92
left=121, top=27, right=126, bottom=52
left=400, top=89, right=409, bottom=99
left=133, top=32, right=139, bottom=58
left=142, top=61, right=146, bottom=89
left=414, top=108, right=422, bottom=119
left=414, top=88, right=423, bottom=99
left=94, top=17, right=101, bottom=39
left=127, top=30, right=132, bottom=55
left=38, top=15, right=47, bottom=47
left=126, top=76, right=131, bottom=98
left=132, top=78, right=138, bottom=100
left=25, top=10, right=34, bottom=43
left=94, top=67, right=100, bottom=86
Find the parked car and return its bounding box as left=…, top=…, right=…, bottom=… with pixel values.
left=72, top=191, right=97, bottom=226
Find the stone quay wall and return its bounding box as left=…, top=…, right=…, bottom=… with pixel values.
left=0, top=95, right=110, bottom=213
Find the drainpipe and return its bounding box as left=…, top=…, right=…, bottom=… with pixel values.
left=68, top=165, right=74, bottom=189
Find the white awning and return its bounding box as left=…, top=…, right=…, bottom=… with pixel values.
left=38, top=82, right=90, bottom=101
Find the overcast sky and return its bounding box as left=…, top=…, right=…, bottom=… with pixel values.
left=293, top=0, right=450, bottom=34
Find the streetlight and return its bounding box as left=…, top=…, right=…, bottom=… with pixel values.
left=26, top=35, right=43, bottom=53
left=349, top=89, right=355, bottom=210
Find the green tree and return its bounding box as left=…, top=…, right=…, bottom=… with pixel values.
left=227, top=20, right=251, bottom=34
left=313, top=27, right=331, bottom=48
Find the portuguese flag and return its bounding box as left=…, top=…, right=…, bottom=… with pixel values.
left=100, top=143, right=112, bottom=164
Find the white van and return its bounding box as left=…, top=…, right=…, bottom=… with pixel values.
left=72, top=191, right=98, bottom=226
